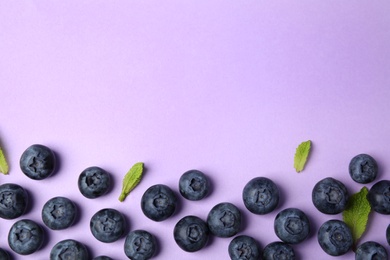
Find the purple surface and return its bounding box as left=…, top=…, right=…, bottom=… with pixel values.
left=1, top=1, right=390, bottom=259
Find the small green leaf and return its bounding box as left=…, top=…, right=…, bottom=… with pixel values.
left=0, top=145, right=9, bottom=175
left=294, top=140, right=311, bottom=172
left=342, top=186, right=371, bottom=247
left=118, top=162, right=144, bottom=202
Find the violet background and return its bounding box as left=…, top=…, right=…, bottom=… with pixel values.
left=1, top=1, right=390, bottom=259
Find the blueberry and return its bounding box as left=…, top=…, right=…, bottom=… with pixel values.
left=141, top=184, right=178, bottom=222
left=207, top=202, right=241, bottom=238
left=93, top=256, right=113, bottom=260
left=349, top=154, right=378, bottom=184
left=243, top=177, right=279, bottom=215
left=8, top=219, right=44, bottom=255
left=42, top=196, right=77, bottom=230
left=312, top=177, right=348, bottom=214
left=355, top=241, right=388, bottom=260
left=174, top=215, right=209, bottom=252
left=367, top=180, right=390, bottom=214
left=179, top=170, right=210, bottom=201
left=274, top=208, right=310, bottom=244
left=50, top=239, right=89, bottom=260
left=124, top=229, right=157, bottom=259
left=263, top=241, right=295, bottom=260
left=318, top=219, right=353, bottom=256
left=90, top=208, right=126, bottom=243
left=20, top=144, right=56, bottom=180
left=387, top=224, right=390, bottom=246
left=0, top=248, right=11, bottom=260
left=228, top=235, right=260, bottom=260
left=0, top=183, right=29, bottom=220
left=78, top=166, right=111, bottom=199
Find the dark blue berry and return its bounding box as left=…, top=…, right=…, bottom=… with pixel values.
left=90, top=208, right=126, bottom=243
left=349, top=154, right=378, bottom=184
left=228, top=235, right=260, bottom=260
left=0, top=183, right=29, bottom=220
left=274, top=208, right=310, bottom=244
left=50, top=239, right=89, bottom=260
left=207, top=202, right=241, bottom=238
left=20, top=144, right=56, bottom=180
left=0, top=248, right=11, bottom=260
left=141, top=184, right=178, bottom=222
left=312, top=177, right=348, bottom=214
left=8, top=219, right=44, bottom=255
left=124, top=229, right=157, bottom=259
left=355, top=241, right=388, bottom=260
left=42, top=196, right=77, bottom=230
left=386, top=224, right=390, bottom=246
left=243, top=177, right=279, bottom=215
left=78, top=166, right=111, bottom=199
left=367, top=180, right=390, bottom=214
left=179, top=170, right=209, bottom=201
left=318, top=219, right=353, bottom=256
left=263, top=241, right=295, bottom=260
left=174, top=215, right=209, bottom=252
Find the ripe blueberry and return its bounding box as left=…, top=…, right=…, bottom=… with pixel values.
left=349, top=154, right=378, bottom=184
left=243, top=177, right=279, bottom=215
left=0, top=183, right=29, bottom=220
left=367, top=180, right=390, bottom=214
left=207, top=202, right=241, bottom=238
left=50, top=239, right=89, bottom=260
left=312, top=177, right=348, bottom=214
left=263, top=241, right=295, bottom=260
left=274, top=208, right=310, bottom=244
left=0, top=248, right=11, bottom=260
left=78, top=166, right=111, bottom=199
left=90, top=208, right=126, bottom=243
left=228, top=235, right=260, bottom=260
left=124, top=229, right=157, bottom=259
left=174, top=215, right=209, bottom=252
left=179, top=170, right=210, bottom=201
left=20, top=144, right=56, bottom=180
left=317, top=219, right=352, bottom=256
left=42, top=196, right=77, bottom=230
left=8, top=219, right=44, bottom=255
left=355, top=241, right=388, bottom=260
left=93, top=256, right=113, bottom=260
left=141, top=184, right=178, bottom=222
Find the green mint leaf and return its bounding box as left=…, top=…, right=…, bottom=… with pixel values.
left=342, top=186, right=371, bottom=247
left=118, top=162, right=144, bottom=202
left=294, top=140, right=311, bottom=172
left=0, top=145, right=9, bottom=175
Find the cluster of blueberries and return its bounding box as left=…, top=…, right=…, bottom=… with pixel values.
left=1, top=144, right=390, bottom=260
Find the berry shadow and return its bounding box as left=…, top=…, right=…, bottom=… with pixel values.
left=39, top=224, right=51, bottom=252
left=70, top=200, right=82, bottom=228
left=50, top=149, right=62, bottom=179
left=24, top=187, right=35, bottom=216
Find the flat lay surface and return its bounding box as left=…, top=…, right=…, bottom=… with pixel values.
left=1, top=1, right=390, bottom=259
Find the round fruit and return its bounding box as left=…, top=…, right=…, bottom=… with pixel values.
left=207, top=202, right=241, bottom=238
left=42, top=196, right=77, bottom=230
left=179, top=170, right=209, bottom=201
left=274, top=208, right=310, bottom=244
left=312, top=177, right=348, bottom=214
left=174, top=215, right=209, bottom=252
left=355, top=241, right=387, bottom=260
left=78, top=166, right=111, bottom=199
left=367, top=180, right=390, bottom=214
left=141, top=184, right=178, bottom=222
left=124, top=229, right=157, bottom=260
left=90, top=208, right=126, bottom=243
left=349, top=154, right=378, bottom=184
left=20, top=144, right=56, bottom=180
left=50, top=239, right=89, bottom=260
left=8, top=219, right=44, bottom=255
left=243, top=177, right=279, bottom=215
left=263, top=241, right=295, bottom=260
left=228, top=235, right=260, bottom=260
left=0, top=183, right=29, bottom=220
left=317, top=219, right=353, bottom=256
